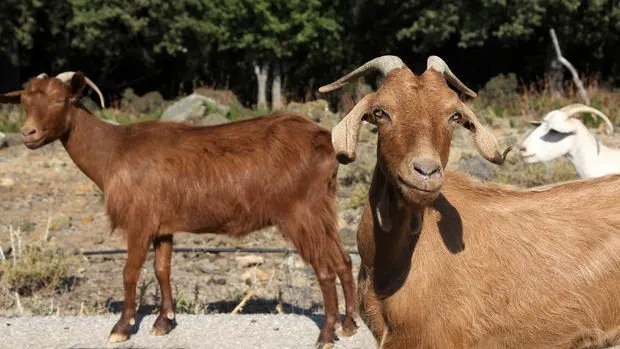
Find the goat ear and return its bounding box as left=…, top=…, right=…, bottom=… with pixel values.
left=332, top=93, right=374, bottom=164
left=460, top=103, right=511, bottom=165
left=69, top=72, right=87, bottom=102
left=0, top=90, right=23, bottom=104
left=546, top=116, right=577, bottom=134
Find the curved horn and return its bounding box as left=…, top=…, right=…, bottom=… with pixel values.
left=426, top=56, right=477, bottom=98
left=36, top=73, right=49, bottom=79
left=559, top=103, right=614, bottom=134
left=55, top=72, right=106, bottom=109
left=318, top=56, right=405, bottom=93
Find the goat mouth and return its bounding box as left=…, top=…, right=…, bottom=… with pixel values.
left=23, top=136, right=46, bottom=149
left=397, top=175, right=441, bottom=193
left=520, top=153, right=536, bottom=159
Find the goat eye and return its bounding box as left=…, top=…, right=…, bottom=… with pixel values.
left=449, top=112, right=462, bottom=123
left=372, top=107, right=385, bottom=119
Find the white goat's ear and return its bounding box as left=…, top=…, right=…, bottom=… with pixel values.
left=546, top=116, right=577, bottom=134
left=528, top=120, right=542, bottom=126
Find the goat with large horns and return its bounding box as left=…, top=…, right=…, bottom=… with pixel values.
left=320, top=55, right=620, bottom=348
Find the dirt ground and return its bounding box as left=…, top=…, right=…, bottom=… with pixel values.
left=0, top=140, right=359, bottom=319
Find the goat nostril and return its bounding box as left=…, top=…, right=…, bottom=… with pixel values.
left=519, top=146, right=527, bottom=152
left=413, top=162, right=441, bottom=177
left=21, top=128, right=37, bottom=137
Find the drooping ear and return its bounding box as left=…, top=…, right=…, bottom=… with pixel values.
left=0, top=90, right=23, bottom=104
left=460, top=103, right=511, bottom=165
left=331, top=93, right=374, bottom=164
left=545, top=115, right=578, bottom=134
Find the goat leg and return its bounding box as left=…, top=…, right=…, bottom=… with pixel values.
left=152, top=234, right=175, bottom=336
left=312, top=263, right=339, bottom=348
left=109, top=236, right=151, bottom=343
left=333, top=243, right=358, bottom=337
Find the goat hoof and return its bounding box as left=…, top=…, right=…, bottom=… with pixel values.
left=151, top=315, right=174, bottom=336
left=315, top=343, right=334, bottom=349
left=108, top=332, right=130, bottom=343
left=335, top=321, right=358, bottom=337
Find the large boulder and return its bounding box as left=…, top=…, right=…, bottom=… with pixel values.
left=286, top=99, right=341, bottom=130
left=161, top=93, right=230, bottom=125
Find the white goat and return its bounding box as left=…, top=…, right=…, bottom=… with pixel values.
left=518, top=103, right=618, bottom=178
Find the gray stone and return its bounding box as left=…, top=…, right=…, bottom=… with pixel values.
left=162, top=93, right=228, bottom=124
left=196, top=113, right=230, bottom=126
left=285, top=99, right=341, bottom=130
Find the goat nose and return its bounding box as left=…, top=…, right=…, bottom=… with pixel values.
left=412, top=159, right=441, bottom=177
left=519, top=145, right=527, bottom=152
left=20, top=127, right=36, bottom=137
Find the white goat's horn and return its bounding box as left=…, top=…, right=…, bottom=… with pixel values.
left=560, top=103, right=614, bottom=134
left=318, top=56, right=405, bottom=93
left=426, top=56, right=477, bottom=98
left=36, top=73, right=49, bottom=79
left=55, top=71, right=105, bottom=109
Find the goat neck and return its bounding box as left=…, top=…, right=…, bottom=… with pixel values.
left=358, top=164, right=422, bottom=299
left=567, top=123, right=612, bottom=178
left=62, top=105, right=119, bottom=189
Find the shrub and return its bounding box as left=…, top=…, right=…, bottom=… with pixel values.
left=1, top=236, right=76, bottom=296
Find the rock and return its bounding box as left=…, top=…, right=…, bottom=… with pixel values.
left=0, top=132, right=6, bottom=148
left=80, top=215, right=94, bottom=225
left=0, top=133, right=22, bottom=148
left=195, top=113, right=230, bottom=126
left=284, top=254, right=306, bottom=270
left=50, top=214, right=72, bottom=231
left=241, top=268, right=270, bottom=285
left=0, top=177, right=15, bottom=187
left=162, top=93, right=229, bottom=124
left=285, top=100, right=341, bottom=130
left=235, top=255, right=265, bottom=268
left=207, top=278, right=227, bottom=286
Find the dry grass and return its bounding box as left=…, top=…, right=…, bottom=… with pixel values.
left=0, top=226, right=77, bottom=296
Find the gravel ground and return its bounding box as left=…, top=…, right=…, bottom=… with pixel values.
left=0, top=314, right=376, bottom=349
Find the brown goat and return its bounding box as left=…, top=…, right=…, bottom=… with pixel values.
left=319, top=55, right=620, bottom=349
left=1, top=72, right=357, bottom=347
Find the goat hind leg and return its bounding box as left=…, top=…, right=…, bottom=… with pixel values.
left=331, top=241, right=358, bottom=337
left=151, top=234, right=175, bottom=336
left=109, top=235, right=151, bottom=343
left=312, top=262, right=339, bottom=349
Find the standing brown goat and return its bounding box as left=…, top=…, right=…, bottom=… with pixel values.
left=319, top=55, right=620, bottom=349
left=0, top=72, right=357, bottom=347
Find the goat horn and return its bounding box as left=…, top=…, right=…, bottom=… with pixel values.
left=36, top=73, right=49, bottom=79
left=426, top=56, right=477, bottom=98
left=318, top=56, right=405, bottom=93
left=55, top=72, right=106, bottom=109
left=559, top=103, right=614, bottom=134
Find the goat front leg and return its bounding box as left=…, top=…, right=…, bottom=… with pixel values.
left=109, top=236, right=150, bottom=343
left=151, top=234, right=175, bottom=336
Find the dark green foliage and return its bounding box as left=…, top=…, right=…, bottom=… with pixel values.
left=0, top=0, right=619, bottom=105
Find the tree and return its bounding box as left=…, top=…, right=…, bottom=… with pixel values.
left=214, top=0, right=343, bottom=109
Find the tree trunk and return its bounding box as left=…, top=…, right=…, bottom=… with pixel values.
left=272, top=60, right=283, bottom=110
left=254, top=62, right=269, bottom=110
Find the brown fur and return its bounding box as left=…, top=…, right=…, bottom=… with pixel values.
left=2, top=73, right=358, bottom=345
left=324, top=57, right=620, bottom=348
